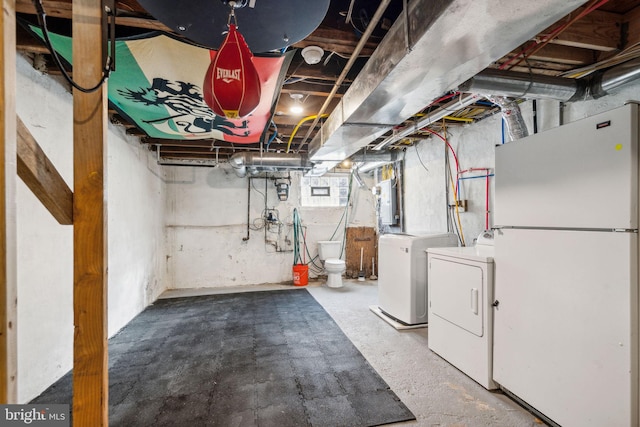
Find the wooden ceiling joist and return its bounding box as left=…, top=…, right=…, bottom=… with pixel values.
left=290, top=26, right=378, bottom=57
left=545, top=7, right=622, bottom=52
left=15, top=0, right=173, bottom=33
left=624, top=5, right=640, bottom=46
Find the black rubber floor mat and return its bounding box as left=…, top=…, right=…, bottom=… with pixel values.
left=32, top=288, right=416, bottom=426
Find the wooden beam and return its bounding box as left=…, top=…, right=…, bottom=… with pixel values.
left=0, top=0, right=18, bottom=404
left=15, top=0, right=174, bottom=32
left=624, top=5, right=640, bottom=48
left=290, top=26, right=377, bottom=56
left=72, top=0, right=108, bottom=425
left=526, top=44, right=596, bottom=66
left=16, top=117, right=73, bottom=225
left=546, top=8, right=622, bottom=52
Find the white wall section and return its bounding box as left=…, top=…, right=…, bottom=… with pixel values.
left=16, top=54, right=166, bottom=403
left=400, top=82, right=640, bottom=244
left=165, top=167, right=376, bottom=288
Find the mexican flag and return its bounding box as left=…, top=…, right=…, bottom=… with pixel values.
left=28, top=25, right=292, bottom=143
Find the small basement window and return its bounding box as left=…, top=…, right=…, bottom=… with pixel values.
left=301, top=175, right=349, bottom=207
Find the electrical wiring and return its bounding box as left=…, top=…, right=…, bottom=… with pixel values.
left=33, top=0, right=115, bottom=93
left=286, top=114, right=329, bottom=153
left=443, top=116, right=473, bottom=123
left=447, top=162, right=466, bottom=246
left=415, top=144, right=429, bottom=173
left=250, top=217, right=266, bottom=231
left=561, top=42, right=640, bottom=79
left=457, top=169, right=494, bottom=230
left=266, top=121, right=277, bottom=150
left=422, top=128, right=460, bottom=174
left=448, top=199, right=464, bottom=246
left=251, top=178, right=266, bottom=200
left=428, top=125, right=466, bottom=246
left=500, top=0, right=611, bottom=71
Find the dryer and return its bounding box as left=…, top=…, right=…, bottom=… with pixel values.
left=426, top=232, right=496, bottom=390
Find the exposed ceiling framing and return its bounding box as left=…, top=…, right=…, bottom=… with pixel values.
left=14, top=0, right=640, bottom=167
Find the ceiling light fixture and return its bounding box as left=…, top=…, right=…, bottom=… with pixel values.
left=301, top=46, right=324, bottom=65
left=289, top=93, right=304, bottom=115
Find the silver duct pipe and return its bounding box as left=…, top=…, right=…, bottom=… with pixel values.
left=458, top=69, right=583, bottom=102
left=156, top=148, right=220, bottom=167
left=350, top=150, right=397, bottom=163
left=229, top=152, right=311, bottom=178
left=357, top=161, right=392, bottom=174
left=488, top=96, right=529, bottom=141
left=592, top=57, right=640, bottom=98
left=307, top=0, right=588, bottom=165
left=371, top=94, right=481, bottom=151
left=460, top=57, right=640, bottom=102
left=298, top=0, right=392, bottom=148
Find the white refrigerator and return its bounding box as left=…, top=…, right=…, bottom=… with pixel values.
left=493, top=103, right=639, bottom=427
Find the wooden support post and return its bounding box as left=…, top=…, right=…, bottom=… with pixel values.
left=72, top=0, right=108, bottom=425
left=0, top=0, right=18, bottom=403
left=17, top=117, right=73, bottom=225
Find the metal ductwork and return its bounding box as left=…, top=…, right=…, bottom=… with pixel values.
left=588, top=57, right=640, bottom=98
left=488, top=96, right=529, bottom=142
left=349, top=150, right=397, bottom=164
left=459, top=69, right=583, bottom=102
left=307, top=0, right=589, bottom=168
left=229, top=152, right=311, bottom=178
left=372, top=94, right=482, bottom=151
left=229, top=151, right=397, bottom=178
left=459, top=57, right=640, bottom=102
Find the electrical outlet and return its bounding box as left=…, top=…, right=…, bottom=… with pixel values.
left=449, top=200, right=468, bottom=212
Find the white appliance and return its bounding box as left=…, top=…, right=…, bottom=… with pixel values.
left=426, top=231, right=496, bottom=390
left=378, top=233, right=458, bottom=325
left=493, top=103, right=639, bottom=427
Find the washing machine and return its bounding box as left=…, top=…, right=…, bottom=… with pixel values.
left=378, top=233, right=458, bottom=325
left=426, top=231, right=496, bottom=390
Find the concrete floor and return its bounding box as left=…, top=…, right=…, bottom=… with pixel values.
left=163, top=279, right=543, bottom=426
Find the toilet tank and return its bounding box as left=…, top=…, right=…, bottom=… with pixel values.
left=318, top=241, right=342, bottom=260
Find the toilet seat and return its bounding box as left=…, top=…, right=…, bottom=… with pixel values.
left=325, top=259, right=345, bottom=269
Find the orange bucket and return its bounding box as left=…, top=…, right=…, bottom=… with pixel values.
left=292, top=264, right=309, bottom=286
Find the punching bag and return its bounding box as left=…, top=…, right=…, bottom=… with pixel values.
left=204, top=24, right=261, bottom=119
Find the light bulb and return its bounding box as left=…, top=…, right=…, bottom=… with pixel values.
left=290, top=104, right=304, bottom=115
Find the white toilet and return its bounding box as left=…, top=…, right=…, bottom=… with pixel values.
left=317, top=241, right=346, bottom=288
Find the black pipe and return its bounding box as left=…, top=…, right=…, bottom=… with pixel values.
left=532, top=99, right=538, bottom=134
left=243, top=178, right=250, bottom=241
